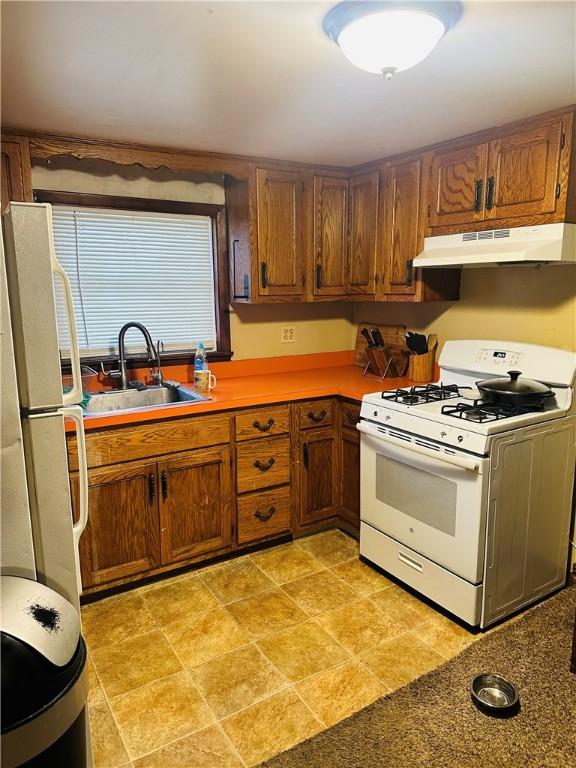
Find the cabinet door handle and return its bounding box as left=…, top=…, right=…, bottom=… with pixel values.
left=161, top=470, right=168, bottom=500
left=253, top=418, right=275, bottom=433
left=307, top=409, right=327, bottom=423
left=254, top=457, right=275, bottom=472
left=260, top=261, right=268, bottom=289
left=303, top=442, right=309, bottom=470
left=316, top=264, right=322, bottom=290
left=345, top=409, right=360, bottom=426
left=148, top=473, right=156, bottom=504
left=473, top=179, right=484, bottom=212
left=486, top=176, right=495, bottom=210
left=254, top=506, right=276, bottom=523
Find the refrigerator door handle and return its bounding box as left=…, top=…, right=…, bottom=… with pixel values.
left=49, top=218, right=83, bottom=407
left=59, top=405, right=88, bottom=590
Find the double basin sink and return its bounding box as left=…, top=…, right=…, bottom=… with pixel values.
left=83, top=384, right=208, bottom=414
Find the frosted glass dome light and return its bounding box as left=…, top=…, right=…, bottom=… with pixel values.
left=323, top=1, right=462, bottom=78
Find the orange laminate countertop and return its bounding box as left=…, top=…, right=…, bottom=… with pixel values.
left=69, top=351, right=433, bottom=432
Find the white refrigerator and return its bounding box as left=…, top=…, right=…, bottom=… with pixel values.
left=1, top=202, right=91, bottom=765
left=1, top=201, right=89, bottom=605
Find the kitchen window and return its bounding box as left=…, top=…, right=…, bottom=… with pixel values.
left=35, top=191, right=231, bottom=364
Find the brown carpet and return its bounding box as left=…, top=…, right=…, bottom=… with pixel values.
left=261, top=587, right=576, bottom=768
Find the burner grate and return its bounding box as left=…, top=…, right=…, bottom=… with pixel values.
left=381, top=383, right=461, bottom=405
left=441, top=400, right=543, bottom=423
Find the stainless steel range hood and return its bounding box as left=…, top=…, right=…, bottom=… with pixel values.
left=413, top=223, right=576, bottom=268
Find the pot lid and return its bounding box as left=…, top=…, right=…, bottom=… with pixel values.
left=477, top=370, right=551, bottom=395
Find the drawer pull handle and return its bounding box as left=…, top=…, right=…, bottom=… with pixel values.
left=398, top=551, right=423, bottom=573
left=307, top=409, right=327, bottom=423
left=253, top=418, right=275, bottom=433
left=254, top=506, right=276, bottom=523
left=254, top=458, right=275, bottom=472
left=345, top=409, right=360, bottom=425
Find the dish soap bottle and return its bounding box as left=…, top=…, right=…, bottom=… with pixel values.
left=194, top=342, right=207, bottom=388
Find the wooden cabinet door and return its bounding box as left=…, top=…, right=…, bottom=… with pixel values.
left=299, top=429, right=338, bottom=526
left=340, top=428, right=360, bottom=530
left=1, top=136, right=33, bottom=213
left=382, top=159, right=424, bottom=296
left=255, top=167, right=305, bottom=298
left=72, top=462, right=160, bottom=588
left=429, top=142, right=488, bottom=228
left=159, top=447, right=232, bottom=564
left=347, top=172, right=379, bottom=296
left=313, top=176, right=348, bottom=297
left=485, top=120, right=563, bottom=221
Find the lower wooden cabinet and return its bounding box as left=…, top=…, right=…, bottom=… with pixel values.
left=339, top=401, right=361, bottom=530
left=159, top=447, right=232, bottom=564
left=72, top=398, right=364, bottom=594
left=299, top=426, right=339, bottom=526
left=73, top=448, right=233, bottom=589
left=72, top=461, right=161, bottom=588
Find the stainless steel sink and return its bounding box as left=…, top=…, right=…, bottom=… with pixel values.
left=83, top=385, right=208, bottom=414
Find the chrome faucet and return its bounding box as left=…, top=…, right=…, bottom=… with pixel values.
left=114, top=322, right=163, bottom=389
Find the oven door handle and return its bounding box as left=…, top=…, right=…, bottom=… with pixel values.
left=357, top=421, right=483, bottom=473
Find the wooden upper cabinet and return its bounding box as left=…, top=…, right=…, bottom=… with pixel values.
left=382, top=159, right=424, bottom=296
left=1, top=135, right=33, bottom=213
left=347, top=171, right=379, bottom=296
left=313, top=175, right=348, bottom=297
left=255, top=167, right=305, bottom=298
left=159, top=446, right=232, bottom=565
left=485, top=120, right=563, bottom=221
left=429, top=142, right=489, bottom=228
left=73, top=461, right=161, bottom=589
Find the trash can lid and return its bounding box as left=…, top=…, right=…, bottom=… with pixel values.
left=0, top=576, right=80, bottom=666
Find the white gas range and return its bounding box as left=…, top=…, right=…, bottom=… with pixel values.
left=358, top=340, right=576, bottom=628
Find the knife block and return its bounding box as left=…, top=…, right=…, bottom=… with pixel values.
left=365, top=347, right=395, bottom=378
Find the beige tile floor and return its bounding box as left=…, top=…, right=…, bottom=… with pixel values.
left=84, top=530, right=482, bottom=768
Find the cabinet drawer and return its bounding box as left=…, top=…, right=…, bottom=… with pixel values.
left=235, top=405, right=290, bottom=441
left=237, top=486, right=291, bottom=544
left=299, top=399, right=334, bottom=430
left=340, top=401, right=361, bottom=431
left=236, top=436, right=291, bottom=493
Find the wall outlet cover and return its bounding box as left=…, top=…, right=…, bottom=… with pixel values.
left=281, top=326, right=296, bottom=343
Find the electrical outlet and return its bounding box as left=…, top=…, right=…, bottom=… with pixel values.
left=281, top=326, right=296, bottom=343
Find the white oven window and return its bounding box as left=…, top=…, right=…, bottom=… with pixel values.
left=375, top=454, right=457, bottom=536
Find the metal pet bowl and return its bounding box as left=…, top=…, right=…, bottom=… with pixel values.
left=471, top=673, right=520, bottom=717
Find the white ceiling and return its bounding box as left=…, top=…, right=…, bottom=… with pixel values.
left=2, top=1, right=575, bottom=166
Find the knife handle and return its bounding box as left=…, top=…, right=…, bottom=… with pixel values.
left=371, top=328, right=385, bottom=348
left=361, top=328, right=374, bottom=347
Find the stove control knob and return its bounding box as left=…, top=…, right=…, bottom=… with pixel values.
left=440, top=431, right=447, bottom=438
left=457, top=435, right=464, bottom=443
left=373, top=410, right=378, bottom=417
left=385, top=415, right=391, bottom=421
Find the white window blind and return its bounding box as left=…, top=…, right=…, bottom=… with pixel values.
left=52, top=205, right=217, bottom=357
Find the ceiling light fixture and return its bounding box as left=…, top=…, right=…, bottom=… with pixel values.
left=323, top=1, right=463, bottom=78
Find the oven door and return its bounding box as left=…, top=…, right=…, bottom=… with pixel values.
left=358, top=421, right=490, bottom=583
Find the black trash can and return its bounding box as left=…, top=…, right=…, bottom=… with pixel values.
left=1, top=576, right=88, bottom=768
